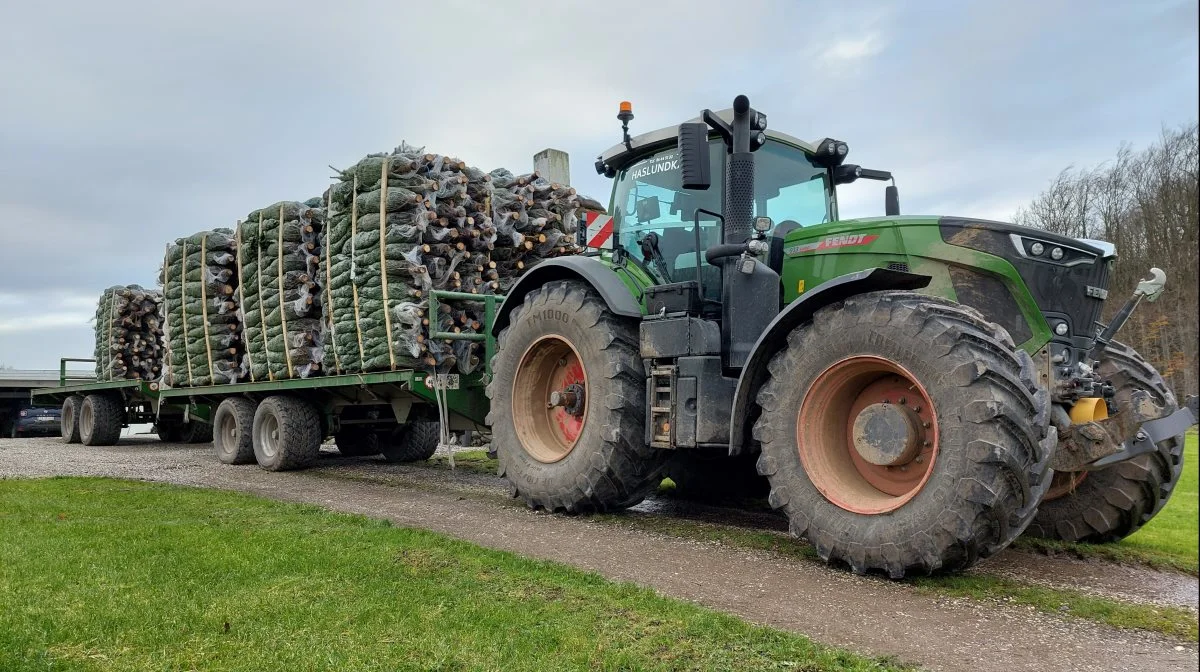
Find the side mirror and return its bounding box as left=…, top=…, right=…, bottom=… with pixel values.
left=678, top=122, right=711, bottom=190
left=636, top=196, right=661, bottom=223
left=885, top=185, right=901, bottom=216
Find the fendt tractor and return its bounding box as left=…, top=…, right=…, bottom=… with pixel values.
left=487, top=95, right=1195, bottom=577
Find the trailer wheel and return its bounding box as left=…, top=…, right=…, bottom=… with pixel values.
left=61, top=395, right=84, bottom=444
left=1026, top=341, right=1185, bottom=542
left=488, top=280, right=667, bottom=513
left=79, top=394, right=124, bottom=447
left=252, top=396, right=321, bottom=471
left=754, top=291, right=1053, bottom=578
left=156, top=423, right=184, bottom=443
left=381, top=422, right=439, bottom=462
left=665, top=449, right=770, bottom=501
left=181, top=421, right=213, bottom=444
left=213, top=398, right=256, bottom=465
left=335, top=427, right=382, bottom=457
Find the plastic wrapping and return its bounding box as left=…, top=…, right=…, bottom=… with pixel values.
left=161, top=230, right=244, bottom=387
left=94, top=285, right=165, bottom=382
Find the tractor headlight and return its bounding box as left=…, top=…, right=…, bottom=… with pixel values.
left=1054, top=322, right=1069, bottom=336
left=1050, top=247, right=1064, bottom=260
left=1030, top=242, right=1044, bottom=256
left=754, top=216, right=774, bottom=233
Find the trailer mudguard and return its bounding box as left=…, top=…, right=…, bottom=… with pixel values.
left=728, top=267, right=931, bottom=455
left=490, top=256, right=642, bottom=336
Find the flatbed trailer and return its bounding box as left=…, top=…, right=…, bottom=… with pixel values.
left=32, top=291, right=499, bottom=469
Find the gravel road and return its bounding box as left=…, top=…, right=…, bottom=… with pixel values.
left=2, top=436, right=1196, bottom=672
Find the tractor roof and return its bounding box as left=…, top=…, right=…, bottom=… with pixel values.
left=598, top=108, right=820, bottom=174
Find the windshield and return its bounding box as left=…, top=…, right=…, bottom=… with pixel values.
left=610, top=138, right=832, bottom=297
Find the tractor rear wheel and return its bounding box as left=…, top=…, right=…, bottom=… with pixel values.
left=488, top=280, right=667, bottom=513
left=1026, top=341, right=1185, bottom=542
left=665, top=449, right=770, bottom=501
left=156, top=423, right=184, bottom=443
left=755, top=291, right=1053, bottom=577
left=61, top=395, right=83, bottom=444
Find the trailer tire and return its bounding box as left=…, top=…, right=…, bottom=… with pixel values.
left=381, top=422, right=440, bottom=462
left=754, top=291, right=1053, bottom=578
left=1026, top=341, right=1186, bottom=542
left=252, top=396, right=321, bottom=471
left=61, top=395, right=84, bottom=444
left=665, top=449, right=770, bottom=501
left=488, top=280, right=667, bottom=513
left=181, top=421, right=213, bottom=444
left=336, top=427, right=382, bottom=457
left=79, top=394, right=124, bottom=447
left=213, top=398, right=257, bottom=465
left=156, top=423, right=184, bottom=443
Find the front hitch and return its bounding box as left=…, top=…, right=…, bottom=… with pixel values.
left=1092, top=267, right=1166, bottom=356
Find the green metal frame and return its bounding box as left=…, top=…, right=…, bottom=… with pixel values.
left=425, top=289, right=503, bottom=376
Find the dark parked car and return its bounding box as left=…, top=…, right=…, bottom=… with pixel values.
left=11, top=405, right=61, bottom=437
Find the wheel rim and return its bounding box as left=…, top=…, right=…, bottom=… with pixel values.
left=1044, top=470, right=1088, bottom=501
left=257, top=414, right=280, bottom=459
left=62, top=403, right=75, bottom=437
left=218, top=411, right=239, bottom=455
left=511, top=334, right=588, bottom=463
left=80, top=402, right=93, bottom=440
left=798, top=355, right=939, bottom=515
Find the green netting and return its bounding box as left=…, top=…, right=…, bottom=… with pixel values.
left=160, top=229, right=245, bottom=387
left=93, top=285, right=165, bottom=382
left=236, top=199, right=325, bottom=381
left=319, top=142, right=599, bottom=377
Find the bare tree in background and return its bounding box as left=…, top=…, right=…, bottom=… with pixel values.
left=1015, top=123, right=1199, bottom=397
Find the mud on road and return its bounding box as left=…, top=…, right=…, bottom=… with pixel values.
left=1, top=436, right=1196, bottom=672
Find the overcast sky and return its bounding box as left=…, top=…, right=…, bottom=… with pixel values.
left=1, top=0, right=1196, bottom=370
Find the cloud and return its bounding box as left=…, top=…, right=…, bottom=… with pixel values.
left=822, top=33, right=886, bottom=64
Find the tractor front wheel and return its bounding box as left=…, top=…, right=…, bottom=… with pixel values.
left=755, top=292, right=1054, bottom=577
left=1026, top=341, right=1185, bottom=542
left=488, top=280, right=667, bottom=513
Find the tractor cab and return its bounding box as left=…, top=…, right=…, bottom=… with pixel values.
left=596, top=108, right=834, bottom=291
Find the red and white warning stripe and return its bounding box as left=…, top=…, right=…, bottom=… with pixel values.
left=584, top=212, right=614, bottom=250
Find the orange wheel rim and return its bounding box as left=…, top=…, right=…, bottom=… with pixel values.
left=1044, top=470, right=1088, bottom=501
left=511, top=335, right=588, bottom=463
left=798, top=356, right=939, bottom=514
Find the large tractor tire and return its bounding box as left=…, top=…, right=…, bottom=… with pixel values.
left=251, top=396, right=322, bottom=471
left=381, top=422, right=440, bottom=463
left=488, top=280, right=668, bottom=513
left=1026, top=341, right=1186, bottom=543
left=336, top=427, right=383, bottom=457
left=79, top=394, right=124, bottom=447
left=61, top=395, right=83, bottom=444
left=665, top=449, right=770, bottom=501
left=755, top=291, right=1054, bottom=578
left=213, top=397, right=256, bottom=465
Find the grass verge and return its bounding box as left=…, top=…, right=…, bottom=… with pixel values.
left=0, top=477, right=913, bottom=672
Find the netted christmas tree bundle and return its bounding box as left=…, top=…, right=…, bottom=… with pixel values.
left=236, top=199, right=325, bottom=381
left=160, top=229, right=245, bottom=387
left=320, top=142, right=597, bottom=376
left=93, top=285, right=164, bottom=381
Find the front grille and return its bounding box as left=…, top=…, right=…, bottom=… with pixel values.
left=886, top=261, right=910, bottom=273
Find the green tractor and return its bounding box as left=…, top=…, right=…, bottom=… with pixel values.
left=487, top=96, right=1194, bottom=577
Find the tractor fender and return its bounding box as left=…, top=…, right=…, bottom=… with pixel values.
left=491, top=256, right=642, bottom=336
left=728, top=268, right=932, bottom=456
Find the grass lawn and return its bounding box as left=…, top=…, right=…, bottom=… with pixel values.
left=0, top=477, right=913, bottom=672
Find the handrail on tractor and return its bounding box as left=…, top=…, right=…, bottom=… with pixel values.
left=59, top=358, right=96, bottom=386
left=426, top=290, right=504, bottom=376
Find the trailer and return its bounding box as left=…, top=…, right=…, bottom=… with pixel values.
left=32, top=290, right=499, bottom=470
